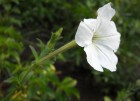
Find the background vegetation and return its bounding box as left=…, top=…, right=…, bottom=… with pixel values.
left=0, top=0, right=140, bottom=101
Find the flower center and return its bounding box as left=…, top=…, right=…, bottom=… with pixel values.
left=92, top=32, right=99, bottom=42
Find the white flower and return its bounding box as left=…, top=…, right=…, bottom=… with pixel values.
left=75, top=3, right=121, bottom=72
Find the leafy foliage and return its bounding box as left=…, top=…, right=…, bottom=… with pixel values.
left=0, top=27, right=79, bottom=101
left=0, top=0, right=140, bottom=101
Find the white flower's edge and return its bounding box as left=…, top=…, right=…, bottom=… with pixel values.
left=97, top=2, right=115, bottom=21
left=75, top=21, right=93, bottom=47
left=84, top=44, right=104, bottom=72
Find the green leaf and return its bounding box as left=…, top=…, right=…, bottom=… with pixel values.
left=61, top=77, right=77, bottom=88
left=57, top=77, right=79, bottom=100
left=19, top=69, right=34, bottom=83
left=47, top=27, right=63, bottom=49
left=13, top=0, right=20, bottom=5
left=104, top=96, right=112, bottom=101
left=4, top=77, right=19, bottom=84
left=37, top=38, right=45, bottom=51
left=39, top=28, right=63, bottom=58
left=29, top=45, right=38, bottom=60
left=4, top=4, right=11, bottom=11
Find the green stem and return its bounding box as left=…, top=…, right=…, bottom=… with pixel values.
left=37, top=40, right=77, bottom=64
left=4, top=40, right=77, bottom=100
left=21, top=40, right=77, bottom=84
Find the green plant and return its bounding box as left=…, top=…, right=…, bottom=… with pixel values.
left=0, top=28, right=79, bottom=101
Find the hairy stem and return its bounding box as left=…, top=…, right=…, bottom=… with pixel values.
left=37, top=40, right=77, bottom=64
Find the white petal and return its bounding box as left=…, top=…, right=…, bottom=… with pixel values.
left=75, top=21, right=93, bottom=47
left=95, top=20, right=118, bottom=37
left=83, top=19, right=98, bottom=31
left=84, top=44, right=103, bottom=72
left=97, top=3, right=115, bottom=20
left=94, top=20, right=120, bottom=51
left=94, top=34, right=120, bottom=52
left=95, top=44, right=118, bottom=71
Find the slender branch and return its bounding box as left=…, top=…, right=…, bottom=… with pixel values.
left=20, top=40, right=77, bottom=85
left=21, top=40, right=77, bottom=84
left=37, top=40, right=77, bottom=64
left=3, top=40, right=77, bottom=100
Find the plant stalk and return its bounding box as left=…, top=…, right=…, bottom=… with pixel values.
left=4, top=40, right=77, bottom=100
left=37, top=40, right=77, bottom=64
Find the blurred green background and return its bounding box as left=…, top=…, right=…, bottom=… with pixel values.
left=0, top=0, right=140, bottom=101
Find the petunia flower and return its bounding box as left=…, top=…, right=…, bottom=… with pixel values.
left=75, top=3, right=121, bottom=72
